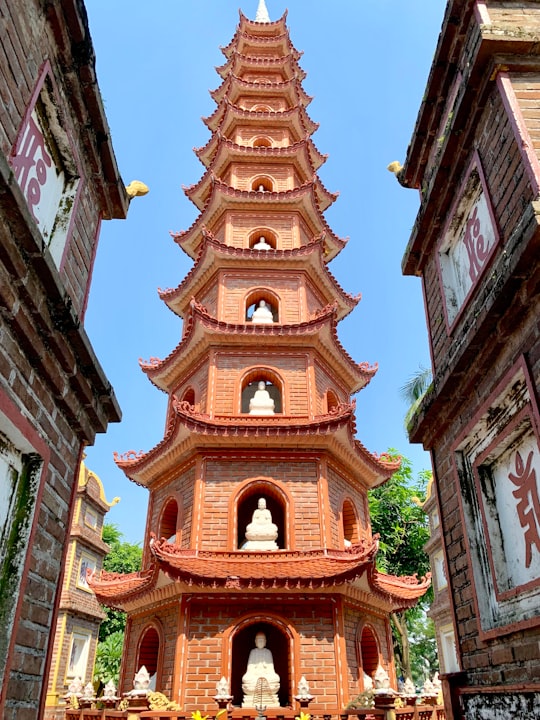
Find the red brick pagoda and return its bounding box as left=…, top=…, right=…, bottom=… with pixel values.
left=91, top=2, right=429, bottom=712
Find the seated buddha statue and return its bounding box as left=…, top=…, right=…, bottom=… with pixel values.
left=248, top=381, right=275, bottom=415
left=242, top=497, right=278, bottom=551
left=252, top=235, right=272, bottom=250
left=242, top=632, right=280, bottom=708
left=251, top=300, right=274, bottom=324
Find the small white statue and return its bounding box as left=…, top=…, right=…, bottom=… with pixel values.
left=243, top=498, right=278, bottom=551
left=422, top=677, right=437, bottom=697
left=401, top=677, right=416, bottom=696
left=252, top=235, right=272, bottom=250
left=249, top=381, right=275, bottom=415
left=373, top=664, right=396, bottom=695
left=363, top=671, right=373, bottom=691
left=129, top=665, right=151, bottom=696
left=215, top=676, right=232, bottom=701
left=103, top=680, right=118, bottom=701
left=295, top=676, right=313, bottom=701
left=65, top=677, right=83, bottom=699
left=242, top=632, right=280, bottom=707
left=251, top=300, right=273, bottom=324
left=81, top=682, right=95, bottom=701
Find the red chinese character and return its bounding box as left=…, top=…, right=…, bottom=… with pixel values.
left=508, top=449, right=540, bottom=568
left=11, top=115, right=52, bottom=223
left=462, top=204, right=490, bottom=283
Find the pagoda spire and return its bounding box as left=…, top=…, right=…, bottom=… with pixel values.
left=255, top=0, right=270, bottom=23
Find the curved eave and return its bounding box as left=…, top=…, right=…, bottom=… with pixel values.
left=221, top=29, right=302, bottom=62
left=204, top=101, right=319, bottom=144
left=216, top=52, right=306, bottom=83
left=88, top=564, right=159, bottom=611
left=150, top=541, right=378, bottom=589
left=140, top=301, right=375, bottom=393
left=238, top=9, right=288, bottom=36
left=190, top=138, right=325, bottom=200
left=159, top=234, right=359, bottom=320
left=113, top=399, right=399, bottom=488
left=209, top=73, right=312, bottom=109
left=371, top=570, right=432, bottom=612
left=185, top=168, right=337, bottom=214
left=196, top=132, right=327, bottom=172
left=173, top=181, right=345, bottom=261
left=185, top=138, right=323, bottom=209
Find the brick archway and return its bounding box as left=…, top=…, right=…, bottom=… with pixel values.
left=227, top=617, right=293, bottom=708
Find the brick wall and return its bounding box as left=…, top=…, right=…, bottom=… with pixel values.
left=402, top=2, right=540, bottom=704
left=422, top=83, right=533, bottom=378
left=0, top=0, right=126, bottom=716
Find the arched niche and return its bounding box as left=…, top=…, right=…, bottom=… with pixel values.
left=252, top=136, right=272, bottom=148
left=251, top=175, right=274, bottom=193
left=136, top=624, right=162, bottom=688
left=342, top=498, right=360, bottom=546
left=359, top=624, right=380, bottom=684
left=326, top=388, right=339, bottom=413
left=160, top=497, right=179, bottom=543
left=181, top=387, right=196, bottom=407
left=252, top=104, right=272, bottom=112
left=248, top=228, right=277, bottom=250
left=240, top=369, right=283, bottom=414
left=245, top=289, right=279, bottom=323
left=230, top=621, right=290, bottom=708
left=236, top=483, right=287, bottom=550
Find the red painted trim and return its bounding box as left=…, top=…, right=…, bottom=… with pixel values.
left=497, top=71, right=540, bottom=196
left=472, top=404, right=540, bottom=601
left=82, top=213, right=102, bottom=319
left=0, top=388, right=50, bottom=717
left=9, top=60, right=52, bottom=161
left=436, top=150, right=501, bottom=332
left=474, top=1, right=490, bottom=25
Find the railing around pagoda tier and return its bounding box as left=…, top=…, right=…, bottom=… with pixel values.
left=64, top=705, right=446, bottom=720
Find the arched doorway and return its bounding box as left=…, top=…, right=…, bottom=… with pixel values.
left=137, top=626, right=161, bottom=687
left=231, top=622, right=290, bottom=707
left=360, top=625, right=379, bottom=681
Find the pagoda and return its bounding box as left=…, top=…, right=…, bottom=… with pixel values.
left=91, top=2, right=430, bottom=713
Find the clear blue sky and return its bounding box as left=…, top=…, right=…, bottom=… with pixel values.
left=83, top=0, right=447, bottom=543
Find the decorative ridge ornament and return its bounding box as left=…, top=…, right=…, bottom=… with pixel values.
left=255, top=0, right=271, bottom=23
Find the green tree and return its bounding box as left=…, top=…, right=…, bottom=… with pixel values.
left=93, top=524, right=142, bottom=690
left=400, top=366, right=433, bottom=429
left=368, top=452, right=435, bottom=683
left=99, top=524, right=142, bottom=641
left=94, top=630, right=124, bottom=688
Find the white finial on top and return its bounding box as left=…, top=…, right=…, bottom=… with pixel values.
left=255, top=0, right=271, bottom=22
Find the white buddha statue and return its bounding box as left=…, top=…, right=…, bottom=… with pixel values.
left=243, top=497, right=278, bottom=551
left=242, top=632, right=280, bottom=708
left=252, top=235, right=272, bottom=250
left=249, top=381, right=275, bottom=415
left=251, top=300, right=273, bottom=324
